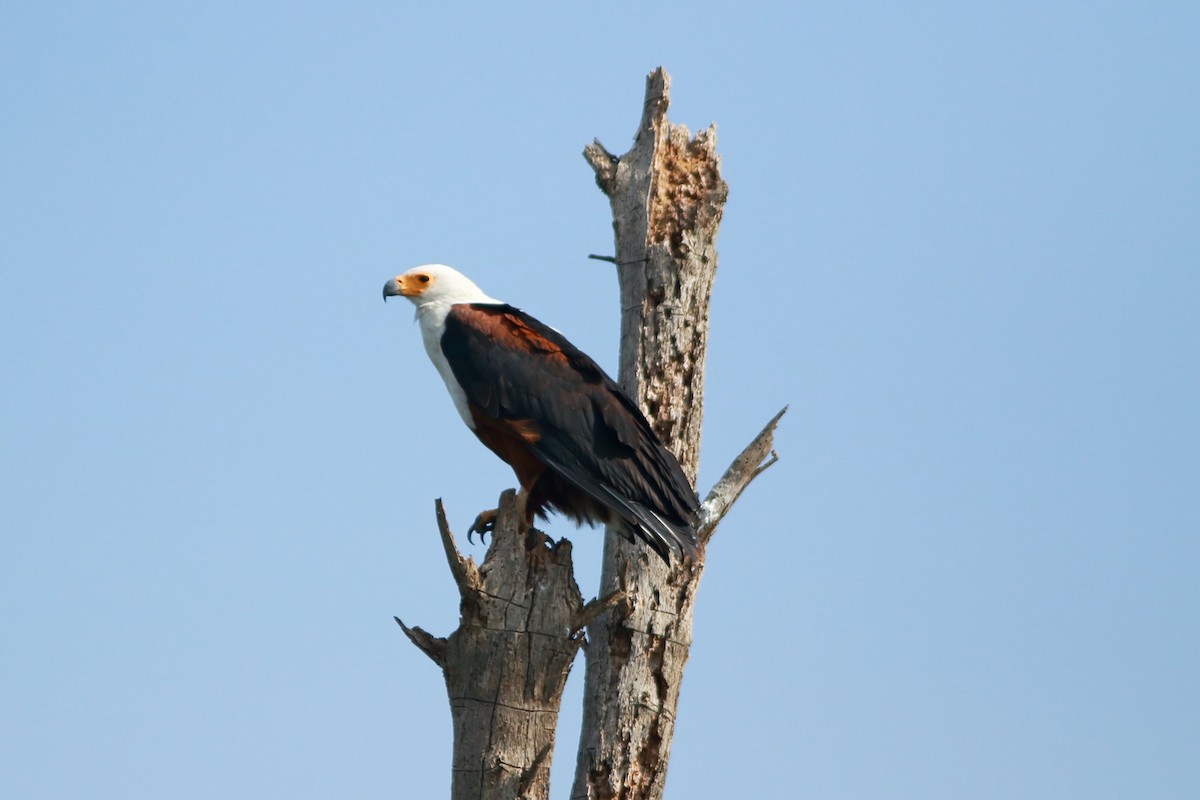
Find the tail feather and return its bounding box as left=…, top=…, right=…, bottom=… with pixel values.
left=623, top=498, right=700, bottom=563
left=535, top=453, right=700, bottom=563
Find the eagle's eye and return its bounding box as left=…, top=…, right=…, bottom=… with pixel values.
left=418, top=275, right=430, bottom=283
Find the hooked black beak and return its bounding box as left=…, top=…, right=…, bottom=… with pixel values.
left=382, top=277, right=402, bottom=302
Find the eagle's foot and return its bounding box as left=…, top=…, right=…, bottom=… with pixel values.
left=468, top=509, right=498, bottom=544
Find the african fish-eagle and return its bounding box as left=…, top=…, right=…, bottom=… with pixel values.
left=383, top=264, right=700, bottom=563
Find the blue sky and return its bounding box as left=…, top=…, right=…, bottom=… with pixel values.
left=2, top=2, right=1197, bottom=798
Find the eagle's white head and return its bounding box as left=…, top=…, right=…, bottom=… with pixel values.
left=382, top=264, right=501, bottom=309
left=382, top=264, right=504, bottom=428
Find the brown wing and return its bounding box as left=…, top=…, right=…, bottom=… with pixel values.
left=440, top=303, right=699, bottom=561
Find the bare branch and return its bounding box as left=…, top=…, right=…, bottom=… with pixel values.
left=698, top=405, right=788, bottom=543
left=434, top=498, right=481, bottom=596
left=572, top=587, right=628, bottom=635
left=583, top=140, right=618, bottom=193
left=395, top=617, right=448, bottom=667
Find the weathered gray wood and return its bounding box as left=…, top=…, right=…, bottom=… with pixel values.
left=699, top=406, right=788, bottom=543
left=571, top=67, right=780, bottom=800
left=398, top=491, right=586, bottom=800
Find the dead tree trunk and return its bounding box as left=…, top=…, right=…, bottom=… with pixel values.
left=570, top=68, right=784, bottom=800
left=397, top=492, right=623, bottom=800
left=396, top=67, right=784, bottom=800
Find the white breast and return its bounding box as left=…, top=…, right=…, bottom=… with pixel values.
left=416, top=303, right=475, bottom=429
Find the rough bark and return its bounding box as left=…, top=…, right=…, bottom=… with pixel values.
left=570, top=68, right=784, bottom=800
left=397, top=492, right=614, bottom=800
